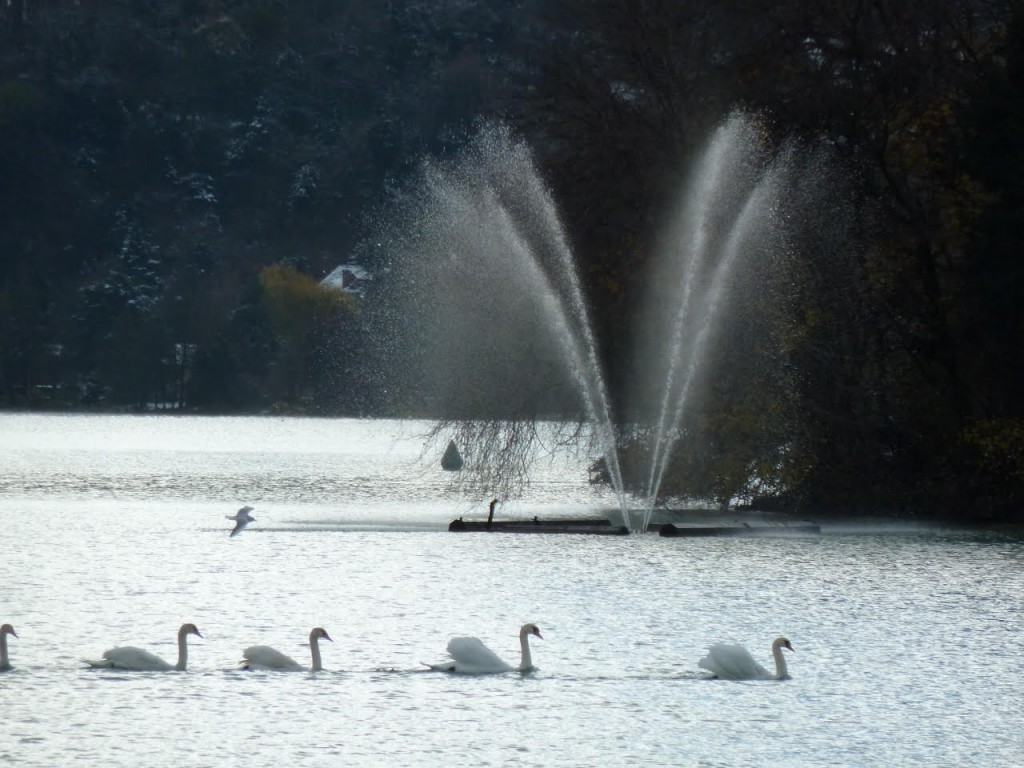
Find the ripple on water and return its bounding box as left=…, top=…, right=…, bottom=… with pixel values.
left=2, top=416, right=1024, bottom=766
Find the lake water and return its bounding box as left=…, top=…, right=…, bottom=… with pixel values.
left=1, top=413, right=1022, bottom=767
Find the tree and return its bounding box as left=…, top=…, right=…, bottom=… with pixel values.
left=259, top=264, right=358, bottom=407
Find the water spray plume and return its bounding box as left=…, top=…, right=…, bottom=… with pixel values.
left=388, top=114, right=790, bottom=532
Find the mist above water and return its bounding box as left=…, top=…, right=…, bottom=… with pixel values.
left=634, top=115, right=795, bottom=529
left=379, top=124, right=626, bottom=513
left=379, top=114, right=801, bottom=531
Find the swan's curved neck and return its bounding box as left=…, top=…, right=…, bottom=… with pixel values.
left=772, top=644, right=789, bottom=680
left=310, top=637, right=323, bottom=672
left=175, top=628, right=190, bottom=671
left=518, top=630, right=533, bottom=671
left=0, top=633, right=9, bottom=669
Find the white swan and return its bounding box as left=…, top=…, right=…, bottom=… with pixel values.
left=227, top=505, right=256, bottom=537
left=0, top=623, right=17, bottom=671
left=241, top=627, right=332, bottom=671
left=427, top=623, right=543, bottom=674
left=86, top=623, right=203, bottom=671
left=698, top=636, right=793, bottom=680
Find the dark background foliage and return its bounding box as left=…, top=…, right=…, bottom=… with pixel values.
left=1, top=0, right=1021, bottom=521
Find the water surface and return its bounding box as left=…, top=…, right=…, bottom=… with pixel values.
left=1, top=414, right=1021, bottom=766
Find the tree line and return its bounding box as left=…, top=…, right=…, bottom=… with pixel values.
left=1, top=1, right=1021, bottom=520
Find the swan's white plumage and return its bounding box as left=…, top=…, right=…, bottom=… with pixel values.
left=241, top=627, right=332, bottom=671
left=0, top=623, right=17, bottom=672
left=428, top=623, right=542, bottom=674
left=444, top=637, right=512, bottom=673
left=698, top=636, right=793, bottom=680
left=241, top=645, right=304, bottom=671
left=86, top=623, right=202, bottom=671
left=96, top=647, right=175, bottom=671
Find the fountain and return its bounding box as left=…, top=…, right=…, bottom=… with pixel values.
left=381, top=113, right=791, bottom=532
left=634, top=115, right=792, bottom=530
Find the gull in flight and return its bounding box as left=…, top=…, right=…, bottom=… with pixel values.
left=227, top=505, right=256, bottom=537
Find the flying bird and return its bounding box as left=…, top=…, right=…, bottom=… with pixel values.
left=227, top=505, right=256, bottom=537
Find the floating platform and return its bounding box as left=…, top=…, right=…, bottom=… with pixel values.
left=655, top=522, right=821, bottom=537
left=447, top=518, right=821, bottom=536
left=448, top=518, right=629, bottom=535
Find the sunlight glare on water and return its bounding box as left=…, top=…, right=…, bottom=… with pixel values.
left=1, top=414, right=1022, bottom=767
